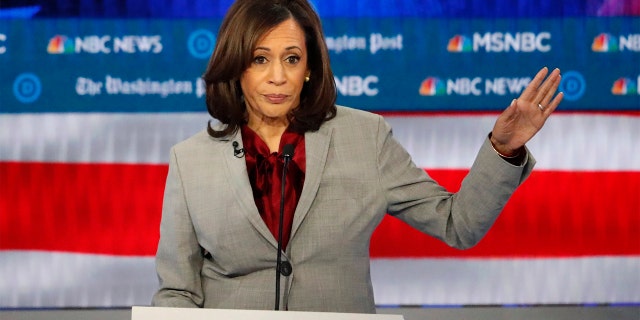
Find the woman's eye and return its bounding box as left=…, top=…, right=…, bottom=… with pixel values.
left=285, top=56, right=300, bottom=64
left=253, top=56, right=267, bottom=64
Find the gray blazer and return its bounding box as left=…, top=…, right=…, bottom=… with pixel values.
left=152, top=106, right=534, bottom=313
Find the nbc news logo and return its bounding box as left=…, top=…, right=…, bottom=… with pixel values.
left=592, top=33, right=640, bottom=52
left=612, top=77, right=639, bottom=95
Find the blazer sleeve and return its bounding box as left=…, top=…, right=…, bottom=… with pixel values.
left=152, top=147, right=204, bottom=307
left=376, top=116, right=535, bottom=249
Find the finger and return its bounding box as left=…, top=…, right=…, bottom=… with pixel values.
left=543, top=91, right=564, bottom=116
left=520, top=67, right=549, bottom=101
left=540, top=72, right=561, bottom=107
left=503, top=98, right=517, bottom=117
left=533, top=68, right=560, bottom=104
left=493, top=99, right=518, bottom=137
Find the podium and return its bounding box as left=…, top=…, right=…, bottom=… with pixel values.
left=132, top=306, right=404, bottom=320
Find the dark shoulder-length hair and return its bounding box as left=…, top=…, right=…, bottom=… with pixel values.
left=203, top=0, right=337, bottom=138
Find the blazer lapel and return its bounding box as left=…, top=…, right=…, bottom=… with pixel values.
left=290, top=125, right=333, bottom=240
left=220, top=129, right=279, bottom=248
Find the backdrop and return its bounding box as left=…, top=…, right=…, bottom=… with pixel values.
left=1, top=0, right=639, bottom=308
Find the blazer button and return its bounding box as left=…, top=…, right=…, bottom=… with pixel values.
left=279, top=261, right=292, bottom=276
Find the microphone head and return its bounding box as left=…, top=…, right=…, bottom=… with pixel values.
left=282, top=144, right=295, bottom=158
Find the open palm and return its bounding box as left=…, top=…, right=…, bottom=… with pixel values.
left=490, top=67, right=564, bottom=156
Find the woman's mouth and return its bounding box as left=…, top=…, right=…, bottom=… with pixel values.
left=265, top=94, right=288, bottom=104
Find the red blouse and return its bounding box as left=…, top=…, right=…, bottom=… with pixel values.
left=241, top=125, right=305, bottom=250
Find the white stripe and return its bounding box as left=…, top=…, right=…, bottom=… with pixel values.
left=370, top=257, right=640, bottom=305
left=1, top=112, right=638, bottom=170
left=1, top=251, right=638, bottom=308
left=0, top=112, right=206, bottom=165
left=0, top=251, right=157, bottom=308
left=386, top=113, right=640, bottom=170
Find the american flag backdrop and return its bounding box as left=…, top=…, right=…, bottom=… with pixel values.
left=1, top=111, right=639, bottom=307
left=1, top=0, right=639, bottom=309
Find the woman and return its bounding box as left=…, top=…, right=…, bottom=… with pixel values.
left=152, top=0, right=563, bottom=313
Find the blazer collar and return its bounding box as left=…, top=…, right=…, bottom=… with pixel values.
left=290, top=125, right=333, bottom=242
left=220, top=127, right=279, bottom=247
left=218, top=122, right=334, bottom=250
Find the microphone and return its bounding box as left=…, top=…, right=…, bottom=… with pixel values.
left=282, top=144, right=294, bottom=160
left=275, top=143, right=294, bottom=310
left=232, top=141, right=245, bottom=158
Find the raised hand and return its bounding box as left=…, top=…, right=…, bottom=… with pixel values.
left=490, top=67, right=564, bottom=156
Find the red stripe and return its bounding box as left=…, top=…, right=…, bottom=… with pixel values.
left=1, top=162, right=639, bottom=257
left=0, top=162, right=165, bottom=256
left=371, top=170, right=640, bottom=257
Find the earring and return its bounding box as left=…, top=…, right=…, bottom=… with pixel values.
left=304, top=76, right=310, bottom=82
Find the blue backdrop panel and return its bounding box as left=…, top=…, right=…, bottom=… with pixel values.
left=1, top=16, right=638, bottom=113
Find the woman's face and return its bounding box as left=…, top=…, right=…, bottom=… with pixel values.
left=241, top=18, right=309, bottom=128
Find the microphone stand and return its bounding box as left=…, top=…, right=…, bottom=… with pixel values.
left=275, top=144, right=294, bottom=310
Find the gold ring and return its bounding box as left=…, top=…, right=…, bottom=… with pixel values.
left=538, top=103, right=545, bottom=111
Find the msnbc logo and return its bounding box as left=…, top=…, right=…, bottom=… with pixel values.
left=447, top=35, right=472, bottom=52
left=592, top=33, right=618, bottom=52
left=47, top=35, right=74, bottom=54
left=419, top=77, right=445, bottom=96
left=447, top=32, right=551, bottom=52
left=612, top=78, right=638, bottom=95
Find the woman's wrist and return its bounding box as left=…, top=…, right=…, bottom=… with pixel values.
left=488, top=132, right=522, bottom=158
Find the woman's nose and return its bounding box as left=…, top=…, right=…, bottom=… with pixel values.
left=268, top=61, right=286, bottom=85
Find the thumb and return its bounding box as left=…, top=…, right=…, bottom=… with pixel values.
left=497, top=99, right=518, bottom=123
left=503, top=98, right=518, bottom=117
